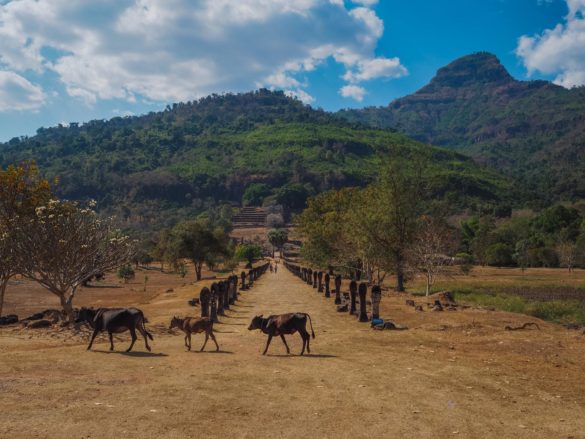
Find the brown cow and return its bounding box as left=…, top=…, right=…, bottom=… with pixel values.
left=248, top=313, right=315, bottom=355
left=169, top=316, right=219, bottom=352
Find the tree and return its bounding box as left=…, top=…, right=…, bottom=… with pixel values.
left=0, top=224, right=17, bottom=317
left=556, top=241, right=578, bottom=273
left=267, top=228, right=288, bottom=257
left=235, top=244, right=262, bottom=268
left=242, top=183, right=271, bottom=206
left=13, top=200, right=135, bottom=322
left=352, top=158, right=429, bottom=291
left=172, top=220, right=230, bottom=280
left=408, top=216, right=454, bottom=296
left=485, top=243, right=515, bottom=267
left=0, top=162, right=53, bottom=317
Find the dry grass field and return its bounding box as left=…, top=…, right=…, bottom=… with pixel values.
left=1, top=265, right=585, bottom=438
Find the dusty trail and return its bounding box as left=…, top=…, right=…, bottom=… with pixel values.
left=1, top=266, right=585, bottom=438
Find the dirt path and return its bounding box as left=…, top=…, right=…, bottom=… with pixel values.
left=1, top=267, right=585, bottom=438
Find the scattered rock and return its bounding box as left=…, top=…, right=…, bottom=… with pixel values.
left=0, top=314, right=18, bottom=325
left=414, top=305, right=423, bottom=312
left=405, top=299, right=415, bottom=307
left=25, top=319, right=53, bottom=329
left=505, top=322, right=540, bottom=331
left=431, top=300, right=444, bottom=312
left=372, top=320, right=408, bottom=331
left=336, top=304, right=349, bottom=312
left=187, top=298, right=200, bottom=307
left=165, top=288, right=174, bottom=293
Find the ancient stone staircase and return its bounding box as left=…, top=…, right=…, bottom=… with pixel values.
left=232, top=207, right=268, bottom=228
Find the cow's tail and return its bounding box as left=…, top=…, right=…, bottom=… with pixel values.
left=139, top=311, right=154, bottom=340
left=305, top=313, right=315, bottom=339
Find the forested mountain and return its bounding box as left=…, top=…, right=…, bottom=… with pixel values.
left=0, top=89, right=504, bottom=233
left=338, top=53, right=585, bottom=205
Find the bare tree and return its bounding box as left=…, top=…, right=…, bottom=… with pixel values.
left=556, top=241, right=578, bottom=273
left=408, top=216, right=454, bottom=296
left=0, top=223, right=18, bottom=317
left=13, top=200, right=135, bottom=322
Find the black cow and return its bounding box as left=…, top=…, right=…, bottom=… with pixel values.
left=76, top=307, right=153, bottom=352
left=248, top=313, right=315, bottom=355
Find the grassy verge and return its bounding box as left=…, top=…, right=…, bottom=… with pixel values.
left=452, top=288, right=585, bottom=325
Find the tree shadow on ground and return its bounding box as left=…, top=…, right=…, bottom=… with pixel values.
left=264, top=353, right=337, bottom=358
left=189, top=350, right=234, bottom=354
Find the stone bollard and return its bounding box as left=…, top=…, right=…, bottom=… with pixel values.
left=358, top=282, right=369, bottom=322
left=232, top=275, right=239, bottom=300
left=212, top=283, right=225, bottom=316
left=248, top=269, right=254, bottom=287
left=324, top=273, right=331, bottom=298
left=313, top=271, right=318, bottom=289
left=307, top=269, right=313, bottom=285
left=222, top=280, right=230, bottom=310
left=241, top=271, right=247, bottom=290
left=371, top=285, right=382, bottom=320
left=209, top=292, right=219, bottom=323
left=200, top=287, right=211, bottom=318
left=349, top=280, right=357, bottom=315
left=317, top=271, right=324, bottom=293
left=334, top=275, right=342, bottom=304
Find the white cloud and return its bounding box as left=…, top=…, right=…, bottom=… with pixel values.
left=0, top=0, right=406, bottom=107
left=516, top=0, right=585, bottom=87
left=343, top=57, right=408, bottom=82
left=352, top=1, right=379, bottom=8
left=285, top=88, right=315, bottom=104
left=0, top=70, right=45, bottom=111
left=339, top=84, right=366, bottom=101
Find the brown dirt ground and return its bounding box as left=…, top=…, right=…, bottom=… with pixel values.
left=1, top=264, right=585, bottom=438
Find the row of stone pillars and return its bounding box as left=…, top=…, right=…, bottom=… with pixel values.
left=283, top=261, right=382, bottom=322
left=198, top=262, right=271, bottom=323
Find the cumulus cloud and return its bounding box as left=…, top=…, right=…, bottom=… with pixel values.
left=0, top=70, right=45, bottom=111
left=343, top=57, right=408, bottom=82
left=339, top=84, right=366, bottom=101
left=516, top=0, right=585, bottom=87
left=0, top=0, right=406, bottom=107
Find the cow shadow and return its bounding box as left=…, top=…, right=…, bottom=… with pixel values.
left=265, top=353, right=337, bottom=358
left=189, top=350, right=234, bottom=355
left=91, top=350, right=168, bottom=357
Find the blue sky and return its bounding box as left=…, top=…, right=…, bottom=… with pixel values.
left=0, top=0, right=582, bottom=142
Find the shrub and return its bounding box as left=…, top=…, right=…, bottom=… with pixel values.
left=118, top=264, right=135, bottom=283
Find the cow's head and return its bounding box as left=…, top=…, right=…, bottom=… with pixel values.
left=248, top=315, right=264, bottom=331
left=169, top=316, right=182, bottom=330
left=75, top=307, right=96, bottom=324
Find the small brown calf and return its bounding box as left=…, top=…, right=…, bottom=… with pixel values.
left=169, top=316, right=219, bottom=352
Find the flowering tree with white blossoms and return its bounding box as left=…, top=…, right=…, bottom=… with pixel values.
left=13, top=199, right=135, bottom=322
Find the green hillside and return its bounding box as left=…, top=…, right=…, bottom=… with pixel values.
left=0, top=90, right=505, bottom=232
left=338, top=53, right=585, bottom=205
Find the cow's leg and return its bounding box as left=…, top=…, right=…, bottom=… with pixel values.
left=137, top=324, right=152, bottom=351
left=201, top=332, right=209, bottom=352
left=184, top=334, right=189, bottom=349
left=126, top=327, right=137, bottom=352
left=280, top=334, right=290, bottom=354
left=304, top=329, right=311, bottom=354
left=299, top=332, right=307, bottom=355
left=262, top=334, right=273, bottom=355
left=87, top=328, right=100, bottom=350
left=187, top=333, right=192, bottom=351
left=109, top=332, right=115, bottom=351
left=210, top=332, right=219, bottom=351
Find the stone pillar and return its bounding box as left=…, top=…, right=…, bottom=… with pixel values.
left=324, top=273, right=331, bottom=298
left=199, top=287, right=211, bottom=318
left=371, top=285, right=382, bottom=320
left=307, top=269, right=313, bottom=285
left=313, top=271, right=318, bottom=289
left=349, top=280, right=357, bottom=315
left=213, top=282, right=225, bottom=316
left=209, top=292, right=219, bottom=323
left=222, top=280, right=230, bottom=310
left=241, top=271, right=247, bottom=290
left=358, top=282, right=369, bottom=322
left=248, top=269, right=254, bottom=287
left=233, top=275, right=239, bottom=300
left=317, top=271, right=324, bottom=293
left=334, top=275, right=342, bottom=304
